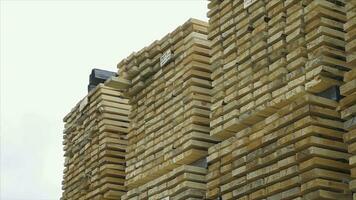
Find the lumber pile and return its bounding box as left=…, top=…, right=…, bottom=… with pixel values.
left=341, top=68, right=356, bottom=200
left=207, top=94, right=352, bottom=199
left=208, top=0, right=348, bottom=140
left=61, top=84, right=130, bottom=200
left=345, top=0, right=356, bottom=68
left=59, top=0, right=356, bottom=199
left=341, top=0, right=356, bottom=199
left=116, top=18, right=218, bottom=198
left=206, top=0, right=352, bottom=199
left=123, top=165, right=207, bottom=200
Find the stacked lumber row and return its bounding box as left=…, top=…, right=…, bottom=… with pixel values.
left=303, top=0, right=347, bottom=93
left=208, top=0, right=348, bottom=140
left=341, top=1, right=356, bottom=199
left=121, top=165, right=207, bottom=200
left=341, top=68, right=356, bottom=200
left=207, top=93, right=352, bottom=200
left=117, top=19, right=218, bottom=190
left=61, top=84, right=130, bottom=200
left=345, top=0, right=356, bottom=67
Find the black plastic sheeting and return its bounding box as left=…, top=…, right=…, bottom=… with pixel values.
left=316, top=86, right=341, bottom=102
left=88, top=68, right=117, bottom=92
left=191, top=157, right=208, bottom=169
left=87, top=84, right=97, bottom=92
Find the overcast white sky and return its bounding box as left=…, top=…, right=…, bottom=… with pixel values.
left=0, top=1, right=208, bottom=199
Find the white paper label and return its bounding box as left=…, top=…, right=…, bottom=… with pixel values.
left=244, top=0, right=257, bottom=8
left=160, top=49, right=172, bottom=67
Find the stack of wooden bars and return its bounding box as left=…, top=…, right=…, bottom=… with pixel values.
left=207, top=94, right=351, bottom=199
left=206, top=0, right=352, bottom=199
left=117, top=18, right=219, bottom=199
left=61, top=84, right=130, bottom=200
left=209, top=0, right=349, bottom=139
left=123, top=165, right=207, bottom=199
left=341, top=0, right=356, bottom=199
left=60, top=1, right=356, bottom=199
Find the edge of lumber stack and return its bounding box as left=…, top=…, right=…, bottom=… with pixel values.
left=117, top=18, right=219, bottom=199
left=341, top=0, right=356, bottom=199
left=61, top=84, right=130, bottom=200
